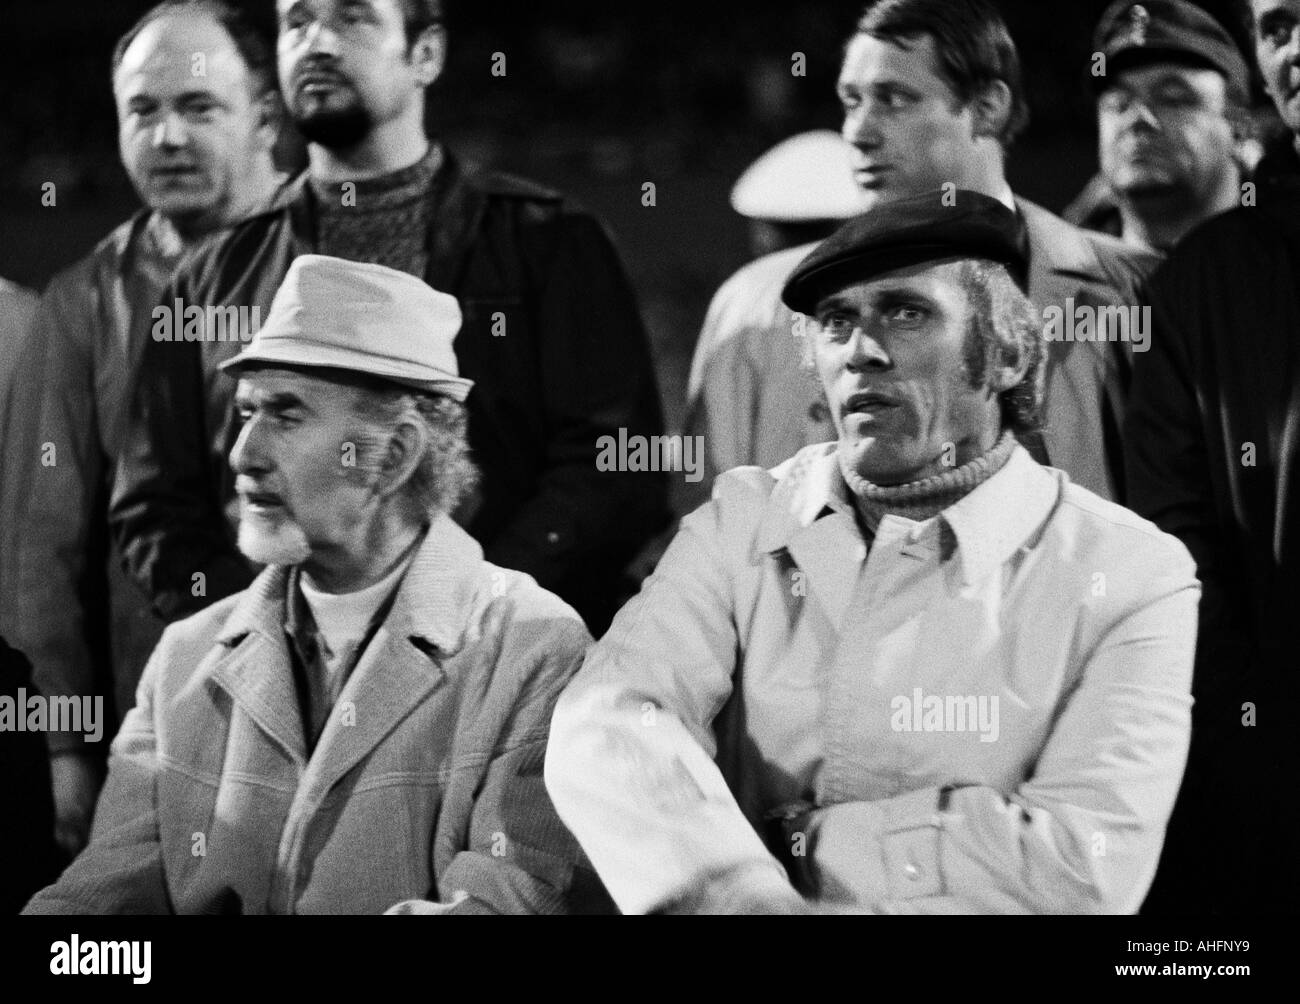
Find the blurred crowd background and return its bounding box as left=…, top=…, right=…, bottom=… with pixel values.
left=0, top=0, right=1262, bottom=438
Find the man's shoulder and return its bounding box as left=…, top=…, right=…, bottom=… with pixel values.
left=149, top=592, right=246, bottom=672
left=1019, top=197, right=1161, bottom=294
left=1051, top=478, right=1197, bottom=580
left=690, top=443, right=836, bottom=538
left=714, top=243, right=817, bottom=310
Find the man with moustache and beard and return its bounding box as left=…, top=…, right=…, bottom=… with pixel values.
left=111, top=0, right=667, bottom=639
left=0, top=0, right=288, bottom=860
left=26, top=256, right=601, bottom=915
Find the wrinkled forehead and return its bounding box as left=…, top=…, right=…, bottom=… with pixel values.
left=114, top=13, right=249, bottom=97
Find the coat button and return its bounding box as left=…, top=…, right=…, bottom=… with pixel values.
left=546, top=531, right=560, bottom=545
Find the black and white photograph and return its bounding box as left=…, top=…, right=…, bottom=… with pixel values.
left=0, top=0, right=1292, bottom=979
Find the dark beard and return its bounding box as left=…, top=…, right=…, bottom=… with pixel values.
left=292, top=102, right=374, bottom=150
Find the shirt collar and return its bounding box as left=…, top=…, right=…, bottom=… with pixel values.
left=756, top=442, right=1062, bottom=585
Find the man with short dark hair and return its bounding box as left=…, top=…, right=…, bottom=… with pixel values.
left=25, top=256, right=600, bottom=915
left=111, top=0, right=668, bottom=639
left=547, top=192, right=1199, bottom=915
left=1124, top=0, right=1300, bottom=915
left=685, top=0, right=1159, bottom=510
left=1065, top=0, right=1253, bottom=251
left=0, top=0, right=287, bottom=858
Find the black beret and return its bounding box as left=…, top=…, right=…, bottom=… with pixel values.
left=780, top=189, right=1028, bottom=316
left=1091, top=0, right=1249, bottom=98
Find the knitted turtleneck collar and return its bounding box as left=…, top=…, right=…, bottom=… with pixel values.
left=838, top=430, right=1017, bottom=532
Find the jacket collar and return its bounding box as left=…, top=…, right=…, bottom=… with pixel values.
left=214, top=512, right=483, bottom=656
left=285, top=145, right=488, bottom=293
left=1016, top=196, right=1112, bottom=291
left=755, top=441, right=1062, bottom=587
left=205, top=514, right=485, bottom=770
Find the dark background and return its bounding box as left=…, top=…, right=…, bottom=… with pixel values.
left=0, top=0, right=1261, bottom=434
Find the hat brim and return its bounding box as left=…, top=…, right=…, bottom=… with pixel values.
left=217, top=342, right=474, bottom=401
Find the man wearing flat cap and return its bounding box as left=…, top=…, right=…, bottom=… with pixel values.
left=1065, top=0, right=1255, bottom=251
left=26, top=256, right=603, bottom=915
left=545, top=191, right=1200, bottom=914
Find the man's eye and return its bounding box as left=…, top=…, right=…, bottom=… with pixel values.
left=283, top=10, right=310, bottom=30
left=819, top=313, right=856, bottom=339
left=186, top=102, right=218, bottom=119
left=1264, top=19, right=1297, bottom=48
left=237, top=407, right=254, bottom=422
left=889, top=305, right=926, bottom=324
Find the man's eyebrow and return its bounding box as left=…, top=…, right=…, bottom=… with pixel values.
left=1259, top=8, right=1297, bottom=32
left=238, top=391, right=310, bottom=412
left=814, top=295, right=858, bottom=315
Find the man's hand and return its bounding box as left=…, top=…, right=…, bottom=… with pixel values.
left=49, top=752, right=101, bottom=858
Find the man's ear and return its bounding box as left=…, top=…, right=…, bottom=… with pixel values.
left=408, top=25, right=448, bottom=89
left=988, top=337, right=1032, bottom=395
left=254, top=89, right=283, bottom=151
left=376, top=417, right=428, bottom=498
left=970, top=79, right=1013, bottom=141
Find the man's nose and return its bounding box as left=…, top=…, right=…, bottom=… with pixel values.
left=845, top=326, right=891, bottom=371
left=229, top=417, right=271, bottom=476
left=303, top=17, right=340, bottom=57
left=842, top=105, right=882, bottom=150
left=152, top=111, right=188, bottom=149
left=1121, top=98, right=1161, bottom=133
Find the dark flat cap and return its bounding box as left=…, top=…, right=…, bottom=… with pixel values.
left=780, top=189, right=1027, bottom=316
left=1092, top=0, right=1248, bottom=98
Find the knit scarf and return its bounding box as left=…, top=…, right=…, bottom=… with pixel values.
left=838, top=430, right=1017, bottom=531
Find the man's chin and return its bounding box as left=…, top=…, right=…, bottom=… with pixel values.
left=292, top=107, right=373, bottom=150
left=238, top=517, right=312, bottom=567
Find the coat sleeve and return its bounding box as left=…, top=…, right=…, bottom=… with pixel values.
left=109, top=269, right=254, bottom=622
left=544, top=485, right=802, bottom=914
left=808, top=545, right=1200, bottom=914
left=481, top=212, right=670, bottom=592
left=22, top=641, right=174, bottom=914
left=1, top=271, right=108, bottom=754
left=423, top=615, right=610, bottom=915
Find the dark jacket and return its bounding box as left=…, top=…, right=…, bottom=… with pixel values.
left=1124, top=162, right=1300, bottom=914
left=0, top=216, right=179, bottom=752
left=0, top=636, right=60, bottom=913
left=110, top=151, right=669, bottom=635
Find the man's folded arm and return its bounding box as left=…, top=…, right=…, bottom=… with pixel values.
left=545, top=503, right=802, bottom=914
left=809, top=558, right=1200, bottom=914
left=23, top=645, right=173, bottom=915
left=109, top=275, right=253, bottom=622
left=401, top=617, right=602, bottom=915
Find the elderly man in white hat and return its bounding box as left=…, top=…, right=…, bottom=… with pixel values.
left=25, top=255, right=603, bottom=915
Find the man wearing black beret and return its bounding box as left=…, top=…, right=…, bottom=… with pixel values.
left=1065, top=0, right=1254, bottom=250
left=546, top=190, right=1201, bottom=915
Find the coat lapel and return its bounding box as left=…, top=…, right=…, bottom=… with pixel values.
left=299, top=514, right=485, bottom=797
left=206, top=565, right=307, bottom=767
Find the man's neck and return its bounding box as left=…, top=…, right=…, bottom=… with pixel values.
left=308, top=118, right=431, bottom=184
left=302, top=517, right=425, bottom=595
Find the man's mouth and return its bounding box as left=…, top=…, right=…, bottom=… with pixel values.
left=852, top=164, right=891, bottom=189
left=844, top=390, right=901, bottom=416
left=296, top=71, right=349, bottom=94
left=240, top=489, right=287, bottom=514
